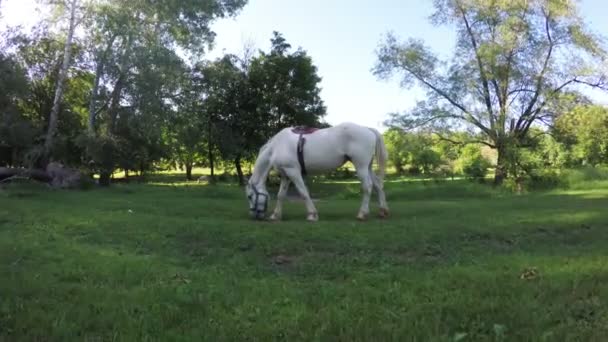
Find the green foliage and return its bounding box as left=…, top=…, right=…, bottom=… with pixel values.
left=561, top=166, right=608, bottom=189
left=456, top=144, right=491, bottom=180
left=535, top=133, right=571, bottom=169
left=383, top=129, right=443, bottom=175
left=324, top=166, right=355, bottom=180
left=383, top=129, right=410, bottom=173
left=524, top=169, right=563, bottom=191
left=248, top=32, right=327, bottom=135
left=555, top=105, right=608, bottom=166
left=77, top=133, right=121, bottom=176
left=0, top=52, right=33, bottom=166
left=375, top=0, right=608, bottom=183
left=181, top=33, right=327, bottom=183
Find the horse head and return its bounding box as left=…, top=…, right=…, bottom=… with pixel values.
left=245, top=181, right=269, bottom=220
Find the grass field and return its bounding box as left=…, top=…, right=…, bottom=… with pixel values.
left=1, top=176, right=608, bottom=341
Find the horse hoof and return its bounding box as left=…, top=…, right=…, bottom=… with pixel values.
left=378, top=208, right=390, bottom=219
left=307, top=213, right=318, bottom=222
left=356, top=213, right=368, bottom=221
left=269, top=213, right=281, bottom=221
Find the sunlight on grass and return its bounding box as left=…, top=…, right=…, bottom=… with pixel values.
left=147, top=181, right=207, bottom=187
left=1, top=177, right=608, bottom=340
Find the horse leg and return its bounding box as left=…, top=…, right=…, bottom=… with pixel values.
left=355, top=164, right=373, bottom=221
left=284, top=167, right=318, bottom=221
left=270, top=175, right=290, bottom=221
left=370, top=167, right=389, bottom=218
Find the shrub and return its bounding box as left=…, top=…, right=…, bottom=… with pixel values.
left=456, top=145, right=491, bottom=181
left=527, top=169, right=563, bottom=190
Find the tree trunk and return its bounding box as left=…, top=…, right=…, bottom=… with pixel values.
left=208, top=143, right=214, bottom=178
left=207, top=115, right=216, bottom=180
left=43, top=0, right=78, bottom=161
left=11, top=148, right=18, bottom=167
left=108, top=35, right=133, bottom=132
left=234, top=155, right=244, bottom=185
left=88, top=36, right=116, bottom=133
left=494, top=145, right=508, bottom=186
left=186, top=163, right=193, bottom=180
left=108, top=75, right=126, bottom=132
left=99, top=171, right=111, bottom=187
left=88, top=57, right=103, bottom=133
left=94, top=36, right=132, bottom=188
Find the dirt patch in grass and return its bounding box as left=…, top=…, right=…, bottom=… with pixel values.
left=391, top=244, right=446, bottom=265
left=461, top=232, right=517, bottom=251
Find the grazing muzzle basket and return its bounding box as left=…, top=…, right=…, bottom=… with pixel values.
left=248, top=184, right=268, bottom=219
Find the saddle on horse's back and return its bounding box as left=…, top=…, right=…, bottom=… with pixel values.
left=291, top=126, right=319, bottom=135
left=291, top=126, right=318, bottom=177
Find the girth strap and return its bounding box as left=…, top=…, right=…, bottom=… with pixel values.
left=297, top=133, right=307, bottom=177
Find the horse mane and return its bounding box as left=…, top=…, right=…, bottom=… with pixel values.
left=258, top=142, right=270, bottom=154
left=258, top=134, right=276, bottom=155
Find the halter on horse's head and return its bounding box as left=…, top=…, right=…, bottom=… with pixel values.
left=246, top=181, right=269, bottom=220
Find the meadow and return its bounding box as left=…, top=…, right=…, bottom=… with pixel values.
left=1, top=174, right=608, bottom=341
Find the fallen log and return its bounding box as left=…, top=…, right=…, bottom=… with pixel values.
left=0, top=162, right=86, bottom=188
left=0, top=167, right=52, bottom=183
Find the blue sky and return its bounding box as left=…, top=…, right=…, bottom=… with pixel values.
left=207, top=0, right=458, bottom=130
left=2, top=0, right=607, bottom=130
left=207, top=0, right=607, bottom=130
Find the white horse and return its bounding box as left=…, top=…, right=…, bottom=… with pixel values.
left=245, top=122, right=389, bottom=221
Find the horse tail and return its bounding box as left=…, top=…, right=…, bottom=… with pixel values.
left=370, top=128, right=388, bottom=180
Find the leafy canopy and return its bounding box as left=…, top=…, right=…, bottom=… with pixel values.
left=375, top=0, right=607, bottom=148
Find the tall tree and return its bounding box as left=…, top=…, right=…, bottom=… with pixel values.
left=249, top=32, right=327, bottom=136
left=81, top=0, right=247, bottom=185
left=0, top=51, right=31, bottom=166
left=195, top=55, right=253, bottom=184
left=555, top=104, right=608, bottom=166
left=43, top=0, right=80, bottom=163
left=169, top=65, right=208, bottom=181
left=85, top=0, right=247, bottom=133
left=374, top=0, right=607, bottom=184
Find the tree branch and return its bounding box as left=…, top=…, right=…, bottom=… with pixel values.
left=390, top=113, right=465, bottom=130
left=515, top=8, right=556, bottom=132
left=434, top=132, right=496, bottom=148
left=459, top=5, right=495, bottom=123
left=507, top=88, right=537, bottom=97
left=412, top=76, right=493, bottom=137
left=574, top=77, right=608, bottom=90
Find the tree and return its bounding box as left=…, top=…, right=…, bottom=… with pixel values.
left=193, top=33, right=328, bottom=185
left=555, top=104, right=608, bottom=166
left=249, top=32, right=327, bottom=136
left=383, top=129, right=409, bottom=173
left=383, top=129, right=442, bottom=175
left=43, top=0, right=80, bottom=163
left=374, top=0, right=607, bottom=184
left=196, top=54, right=257, bottom=185
left=81, top=0, right=248, bottom=185
left=0, top=51, right=31, bottom=166
left=169, top=68, right=208, bottom=181
left=1, top=24, right=90, bottom=167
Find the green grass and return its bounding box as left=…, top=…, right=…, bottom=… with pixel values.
left=1, top=178, right=608, bottom=341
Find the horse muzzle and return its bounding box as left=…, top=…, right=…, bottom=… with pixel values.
left=250, top=210, right=266, bottom=220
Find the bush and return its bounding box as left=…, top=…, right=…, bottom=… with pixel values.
left=527, top=169, right=563, bottom=190
left=456, top=145, right=491, bottom=181
left=325, top=166, right=354, bottom=180
left=561, top=166, right=608, bottom=189
left=502, top=166, right=608, bottom=193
